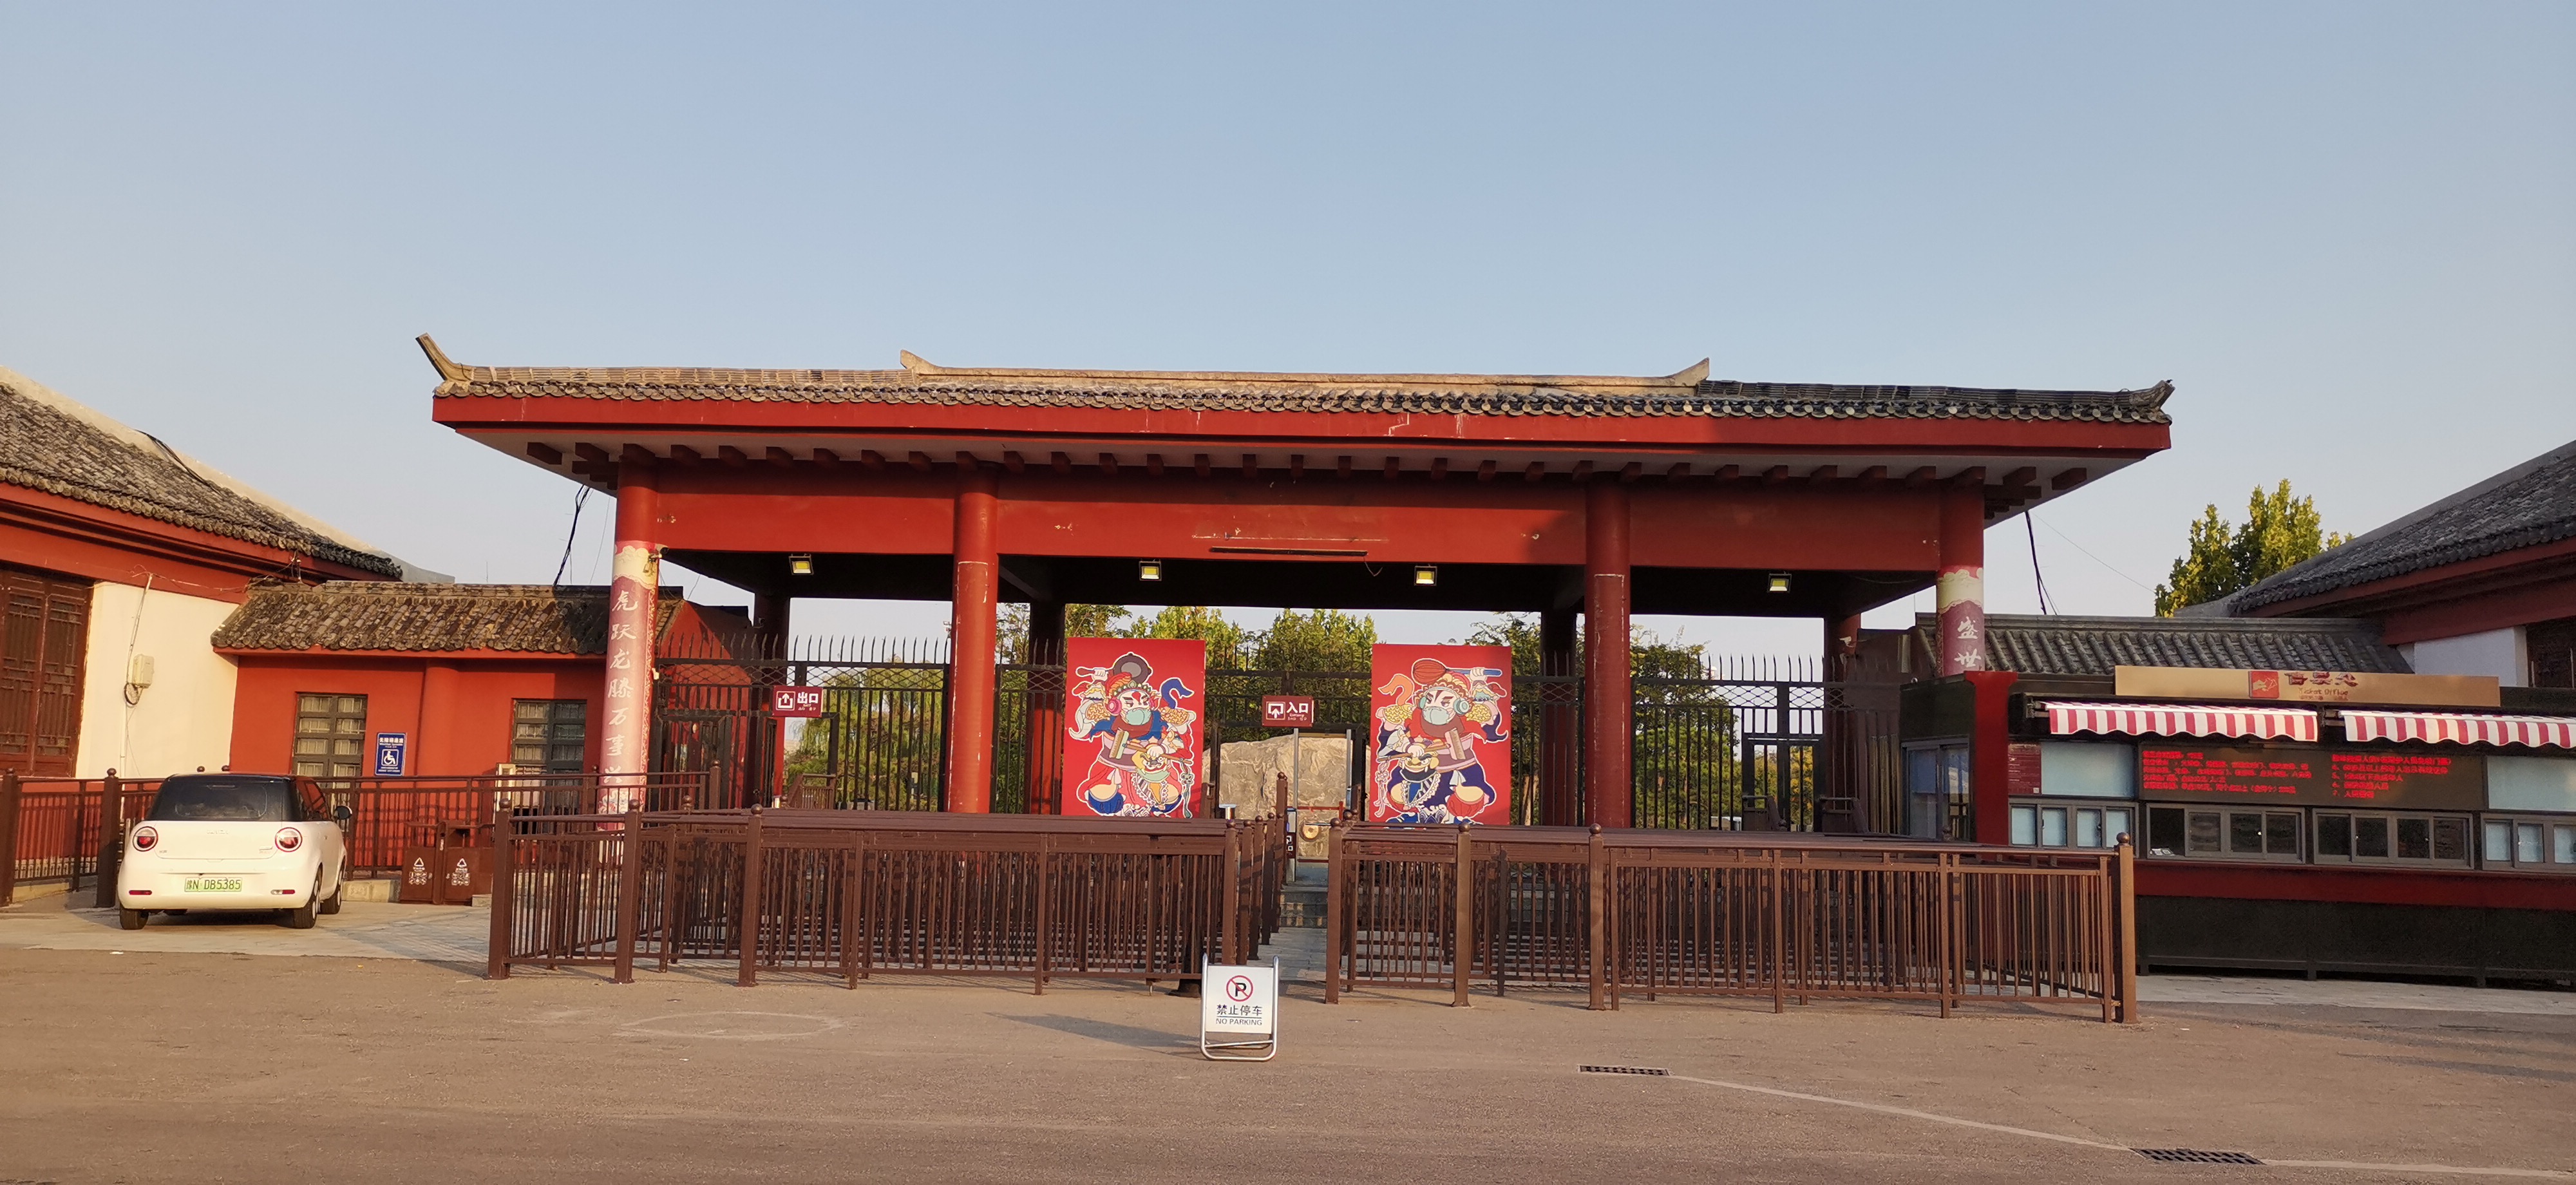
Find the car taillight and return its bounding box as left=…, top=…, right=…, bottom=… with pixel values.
left=274, top=827, right=303, bottom=852
left=131, top=826, right=157, bottom=851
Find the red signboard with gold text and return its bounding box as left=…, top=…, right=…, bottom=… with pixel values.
left=1062, top=638, right=1206, bottom=818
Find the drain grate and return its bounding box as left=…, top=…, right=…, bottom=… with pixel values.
left=1579, top=1065, right=1670, bottom=1076
left=2135, top=1149, right=2264, bottom=1166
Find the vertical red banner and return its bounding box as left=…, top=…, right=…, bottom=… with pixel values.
left=1061, top=638, right=1207, bottom=818
left=1368, top=644, right=1512, bottom=824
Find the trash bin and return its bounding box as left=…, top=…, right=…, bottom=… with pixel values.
left=399, top=849, right=439, bottom=904
left=435, top=848, right=489, bottom=905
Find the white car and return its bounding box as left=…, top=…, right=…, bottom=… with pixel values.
left=117, top=774, right=351, bottom=931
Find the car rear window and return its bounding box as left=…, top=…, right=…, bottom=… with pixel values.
left=147, top=778, right=299, bottom=822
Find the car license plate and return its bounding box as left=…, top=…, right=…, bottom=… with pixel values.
left=183, top=877, right=244, bottom=893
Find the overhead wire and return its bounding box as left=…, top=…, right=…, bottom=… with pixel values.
left=2023, top=511, right=2055, bottom=614
left=552, top=483, right=591, bottom=587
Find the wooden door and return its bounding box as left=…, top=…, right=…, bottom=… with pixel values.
left=0, top=565, right=91, bottom=775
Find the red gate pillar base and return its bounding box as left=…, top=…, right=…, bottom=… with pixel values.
left=1582, top=483, right=1633, bottom=830
left=602, top=463, right=661, bottom=813
left=945, top=466, right=1001, bottom=813
left=1936, top=488, right=1987, bottom=677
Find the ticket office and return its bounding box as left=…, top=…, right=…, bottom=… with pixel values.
left=2007, top=739, right=2576, bottom=875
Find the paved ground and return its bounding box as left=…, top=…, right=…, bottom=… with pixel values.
left=3, top=893, right=2572, bottom=1184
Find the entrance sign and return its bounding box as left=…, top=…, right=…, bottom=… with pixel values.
left=373, top=732, right=407, bottom=777
left=1200, top=958, right=1280, bottom=1061
left=1367, top=645, right=1511, bottom=824
left=1063, top=638, right=1207, bottom=817
left=770, top=686, right=827, bottom=717
left=1262, top=696, right=1316, bottom=729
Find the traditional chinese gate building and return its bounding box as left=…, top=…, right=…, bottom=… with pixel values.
left=419, top=338, right=2172, bottom=827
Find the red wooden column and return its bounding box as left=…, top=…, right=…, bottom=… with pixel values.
left=1936, top=487, right=1989, bottom=676
left=1023, top=601, right=1065, bottom=814
left=752, top=591, right=791, bottom=659
left=1826, top=614, right=1864, bottom=681
left=1582, top=482, right=1633, bottom=830
left=752, top=591, right=790, bottom=805
left=1539, top=605, right=1579, bottom=826
left=1821, top=614, right=1865, bottom=833
left=945, top=466, right=1001, bottom=812
left=602, top=462, right=660, bottom=813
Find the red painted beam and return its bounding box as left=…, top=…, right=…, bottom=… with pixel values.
left=641, top=467, right=1947, bottom=570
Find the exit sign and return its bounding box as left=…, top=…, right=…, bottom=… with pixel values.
left=1262, top=696, right=1315, bottom=728
left=770, top=687, right=826, bottom=717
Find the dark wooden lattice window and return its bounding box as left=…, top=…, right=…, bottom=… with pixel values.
left=0, top=565, right=90, bottom=775
left=2531, top=618, right=2576, bottom=690
left=292, top=694, right=368, bottom=781
left=512, top=699, right=588, bottom=773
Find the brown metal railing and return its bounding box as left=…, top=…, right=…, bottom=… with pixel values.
left=307, top=772, right=707, bottom=873
left=1325, top=824, right=2136, bottom=1021
left=2, top=772, right=161, bottom=902
left=487, top=808, right=1292, bottom=990
left=0, top=770, right=708, bottom=904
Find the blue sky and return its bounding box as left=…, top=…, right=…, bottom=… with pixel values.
left=4, top=3, right=2569, bottom=652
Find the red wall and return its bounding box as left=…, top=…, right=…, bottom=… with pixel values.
left=228, top=654, right=605, bottom=777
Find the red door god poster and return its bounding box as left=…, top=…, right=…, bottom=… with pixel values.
left=1062, top=638, right=1207, bottom=818
left=1368, top=644, right=1511, bottom=824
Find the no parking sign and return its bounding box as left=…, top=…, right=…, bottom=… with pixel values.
left=1199, top=958, right=1280, bottom=1061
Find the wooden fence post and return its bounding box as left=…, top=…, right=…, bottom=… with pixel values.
left=1323, top=821, right=1344, bottom=1005
left=93, top=770, right=124, bottom=909
left=1937, top=853, right=1956, bottom=1019
left=612, top=808, right=643, bottom=984
left=1768, top=856, right=1786, bottom=1014
left=1491, top=846, right=1509, bottom=998
left=0, top=768, right=20, bottom=906
left=2116, top=836, right=2139, bottom=1024
left=1452, top=824, right=1472, bottom=1008
left=1586, top=824, right=1607, bottom=1012
left=486, top=807, right=514, bottom=980
left=1221, top=822, right=1242, bottom=967
left=1033, top=838, right=1052, bottom=996
left=737, top=808, right=764, bottom=988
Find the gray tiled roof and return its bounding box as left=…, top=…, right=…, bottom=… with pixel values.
left=428, top=349, right=2173, bottom=424
left=1917, top=614, right=2409, bottom=677
left=213, top=582, right=687, bottom=654
left=2229, top=441, right=2576, bottom=612
left=0, top=370, right=402, bottom=578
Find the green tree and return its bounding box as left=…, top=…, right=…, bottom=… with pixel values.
left=1466, top=615, right=1740, bottom=826
left=1064, top=604, right=1132, bottom=638
left=1119, top=605, right=1253, bottom=667
left=2154, top=480, right=2350, bottom=616
left=1251, top=609, right=1378, bottom=672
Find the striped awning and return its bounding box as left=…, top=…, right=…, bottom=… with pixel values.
left=2044, top=701, right=2318, bottom=743
left=2342, top=710, right=2576, bottom=749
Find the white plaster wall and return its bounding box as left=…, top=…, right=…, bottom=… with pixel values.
left=75, top=582, right=241, bottom=778
left=2399, top=627, right=2528, bottom=688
